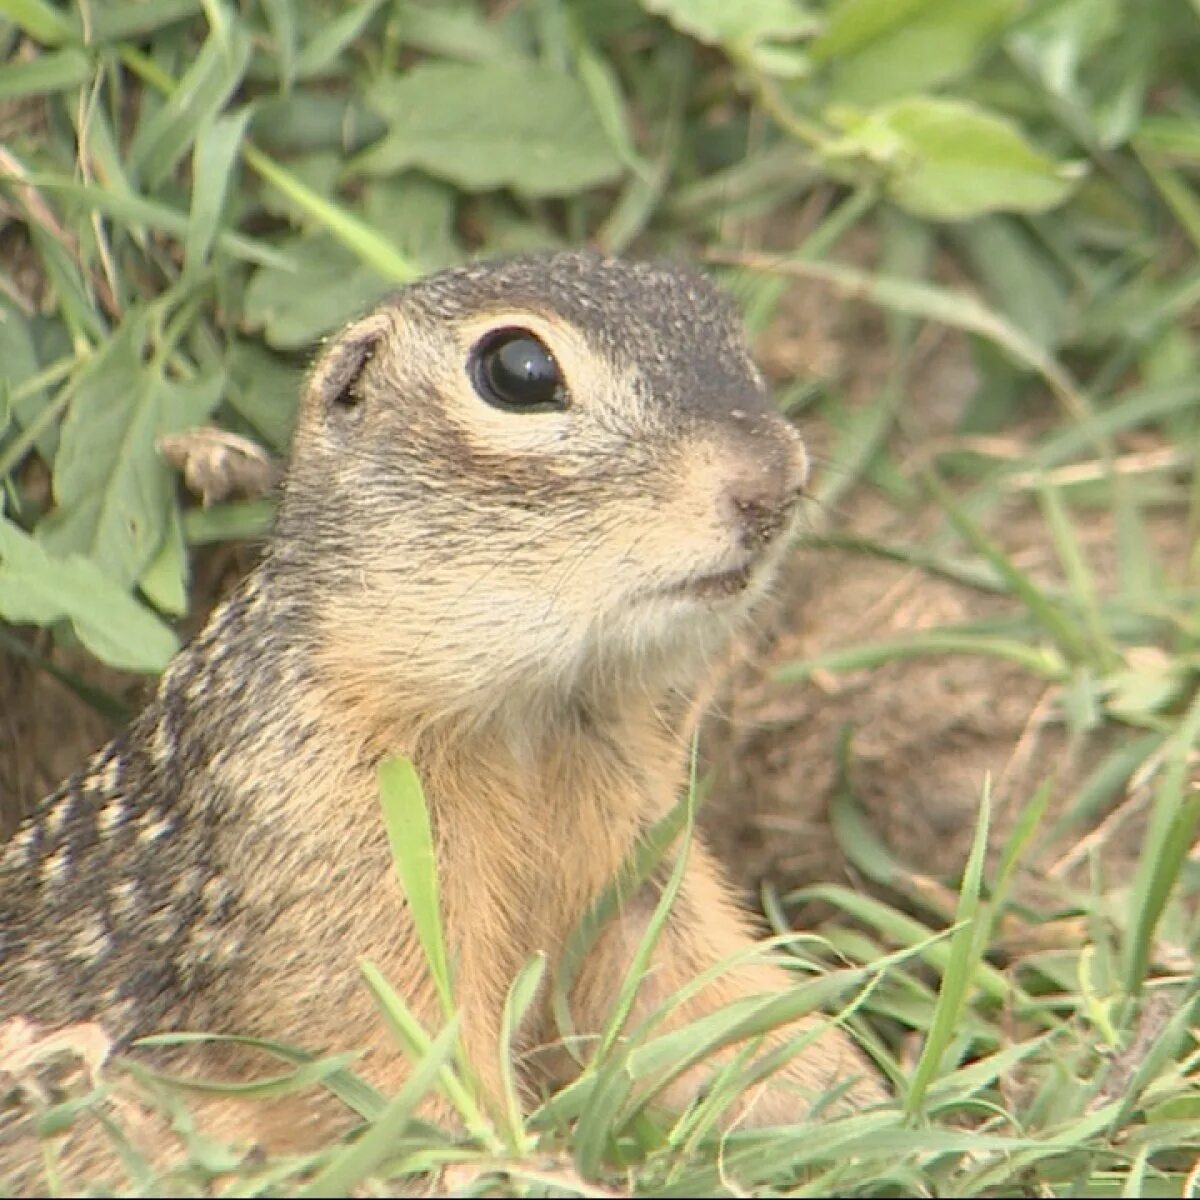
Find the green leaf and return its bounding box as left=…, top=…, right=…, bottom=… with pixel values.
left=1123, top=689, right=1200, bottom=994
left=904, top=782, right=990, bottom=1113
left=127, top=18, right=252, bottom=190
left=360, top=175, right=460, bottom=271
left=574, top=36, right=646, bottom=178
left=358, top=962, right=499, bottom=1148
left=0, top=46, right=91, bottom=99
left=776, top=627, right=1067, bottom=681
left=950, top=216, right=1069, bottom=350
left=260, top=0, right=298, bottom=92
left=355, top=61, right=624, bottom=196
left=498, top=955, right=547, bottom=1147
left=395, top=0, right=524, bottom=61
left=294, top=0, right=387, bottom=78
left=0, top=0, right=75, bottom=44
left=1136, top=113, right=1200, bottom=165
left=249, top=93, right=384, bottom=157
left=827, top=97, right=1083, bottom=220
left=28, top=225, right=105, bottom=344
left=243, top=144, right=418, bottom=281
left=138, top=500, right=189, bottom=617
left=87, top=0, right=204, bottom=44
left=296, top=1021, right=461, bottom=1198
left=1104, top=654, right=1190, bottom=724
left=1136, top=140, right=1200, bottom=257
left=0, top=298, right=44, bottom=445
left=134, top=1030, right=385, bottom=1120
left=182, top=498, right=276, bottom=545
left=226, top=340, right=302, bottom=453
left=642, top=0, right=816, bottom=51
left=243, top=235, right=395, bottom=348
left=38, top=319, right=225, bottom=587
left=376, top=756, right=454, bottom=1022
left=36, top=318, right=164, bottom=584
left=0, top=516, right=178, bottom=672
left=24, top=173, right=296, bottom=270
left=812, top=0, right=1021, bottom=105
left=185, top=106, right=252, bottom=275
left=923, top=470, right=1097, bottom=665
left=128, top=1051, right=361, bottom=1100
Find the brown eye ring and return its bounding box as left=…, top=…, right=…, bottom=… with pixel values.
left=469, top=328, right=567, bottom=412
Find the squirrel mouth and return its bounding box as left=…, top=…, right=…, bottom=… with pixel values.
left=662, top=561, right=757, bottom=601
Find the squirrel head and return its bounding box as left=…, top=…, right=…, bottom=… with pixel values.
left=273, top=252, right=808, bottom=732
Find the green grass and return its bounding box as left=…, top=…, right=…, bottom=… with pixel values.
left=2, top=0, right=1199, bottom=1194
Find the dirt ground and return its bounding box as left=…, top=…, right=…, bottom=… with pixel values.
left=0, top=269, right=1178, bottom=921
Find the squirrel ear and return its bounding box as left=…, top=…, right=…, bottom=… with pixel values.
left=311, top=313, right=391, bottom=412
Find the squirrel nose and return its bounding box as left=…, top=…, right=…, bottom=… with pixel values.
left=726, top=473, right=799, bottom=551
left=730, top=488, right=793, bottom=550
left=722, top=430, right=807, bottom=553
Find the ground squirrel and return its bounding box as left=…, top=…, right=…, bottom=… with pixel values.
left=1, top=251, right=883, bottom=1184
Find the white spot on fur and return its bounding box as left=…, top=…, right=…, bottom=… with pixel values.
left=151, top=719, right=174, bottom=766
left=41, top=797, right=72, bottom=838
left=40, top=846, right=71, bottom=886
left=71, top=918, right=111, bottom=964
left=172, top=866, right=203, bottom=900
left=14, top=825, right=38, bottom=864
left=99, top=797, right=126, bottom=833
left=138, top=815, right=174, bottom=843
left=110, top=879, right=140, bottom=914
left=97, top=757, right=121, bottom=794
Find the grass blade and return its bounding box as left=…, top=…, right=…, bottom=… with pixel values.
left=777, top=628, right=1068, bottom=681
left=0, top=0, right=74, bottom=43
left=705, top=248, right=1110, bottom=453
left=297, top=1022, right=461, bottom=1198
left=0, top=47, right=91, bottom=98
left=497, top=955, right=545, bottom=1149
left=904, top=780, right=990, bottom=1114
left=243, top=142, right=418, bottom=281
left=923, top=468, right=1098, bottom=665
left=134, top=1030, right=385, bottom=1117
left=1122, top=686, right=1200, bottom=994
left=359, top=961, right=499, bottom=1151
left=376, top=755, right=454, bottom=1022
left=185, top=106, right=252, bottom=275
left=128, top=18, right=252, bottom=189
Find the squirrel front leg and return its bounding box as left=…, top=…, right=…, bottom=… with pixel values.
left=563, top=839, right=886, bottom=1125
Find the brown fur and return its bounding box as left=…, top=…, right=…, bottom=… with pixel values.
left=1, top=252, right=883, bottom=1191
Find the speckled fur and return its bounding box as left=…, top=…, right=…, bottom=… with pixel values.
left=1, top=252, right=883, bottom=1188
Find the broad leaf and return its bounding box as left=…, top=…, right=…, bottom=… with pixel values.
left=827, top=97, right=1082, bottom=219
left=0, top=517, right=178, bottom=672
left=643, top=0, right=816, bottom=73
left=226, top=341, right=303, bottom=453
left=243, top=235, right=395, bottom=348
left=138, top=502, right=190, bottom=618
left=642, top=0, right=816, bottom=50
left=355, top=61, right=624, bottom=196
left=360, top=175, right=460, bottom=269
left=812, top=0, right=1021, bottom=105
left=38, top=317, right=225, bottom=587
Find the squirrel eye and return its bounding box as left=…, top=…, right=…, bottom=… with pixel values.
left=469, top=328, right=566, bottom=412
